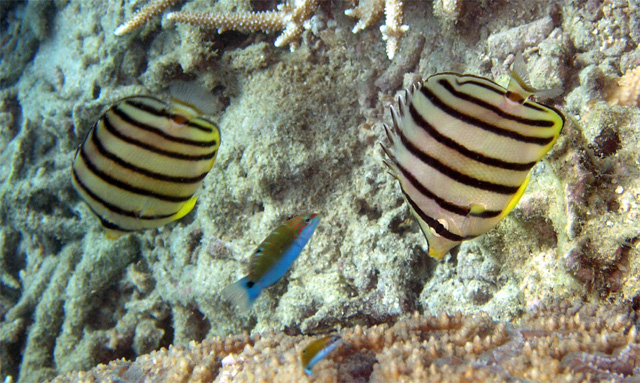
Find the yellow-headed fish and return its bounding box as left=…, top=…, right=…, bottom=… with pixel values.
left=223, top=213, right=321, bottom=312
left=300, top=335, right=343, bottom=375
left=71, top=83, right=220, bottom=237
left=382, top=56, right=564, bottom=260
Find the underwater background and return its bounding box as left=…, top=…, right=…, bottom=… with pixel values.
left=1, top=0, right=639, bottom=382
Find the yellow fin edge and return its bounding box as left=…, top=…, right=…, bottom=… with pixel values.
left=500, top=172, right=531, bottom=219
left=174, top=196, right=198, bottom=220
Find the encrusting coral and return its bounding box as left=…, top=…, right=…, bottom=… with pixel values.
left=607, top=66, right=640, bottom=107
left=45, top=301, right=640, bottom=382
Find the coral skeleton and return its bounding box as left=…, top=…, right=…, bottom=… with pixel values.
left=379, top=0, right=409, bottom=59
left=167, top=0, right=319, bottom=51
left=114, top=0, right=407, bottom=58
left=345, top=0, right=408, bottom=59
left=114, top=0, right=180, bottom=36
left=344, top=0, right=385, bottom=33
left=607, top=66, right=640, bottom=107
left=45, top=302, right=640, bottom=382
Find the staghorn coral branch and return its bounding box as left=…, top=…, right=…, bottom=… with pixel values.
left=346, top=0, right=408, bottom=59
left=114, top=0, right=180, bottom=36
left=344, top=0, right=385, bottom=33
left=166, top=0, right=319, bottom=52
left=115, top=0, right=407, bottom=59
left=379, top=0, right=408, bottom=60
left=166, top=10, right=286, bottom=34
left=274, top=0, right=319, bottom=50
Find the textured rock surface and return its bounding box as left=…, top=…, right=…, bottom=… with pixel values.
left=0, top=0, right=639, bottom=382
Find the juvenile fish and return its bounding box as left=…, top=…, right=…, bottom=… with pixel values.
left=71, top=83, right=220, bottom=238
left=223, top=213, right=321, bottom=312
left=382, top=55, right=565, bottom=259
left=300, top=335, right=343, bottom=375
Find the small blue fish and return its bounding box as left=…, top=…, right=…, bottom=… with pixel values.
left=222, top=213, right=321, bottom=312
left=300, top=335, right=343, bottom=375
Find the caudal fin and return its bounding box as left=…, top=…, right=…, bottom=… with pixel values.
left=222, top=277, right=260, bottom=313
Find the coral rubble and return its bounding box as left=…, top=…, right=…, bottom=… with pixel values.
left=46, top=302, right=640, bottom=382
left=607, top=66, right=640, bottom=107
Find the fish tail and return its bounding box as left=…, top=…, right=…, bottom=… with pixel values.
left=222, top=277, right=261, bottom=313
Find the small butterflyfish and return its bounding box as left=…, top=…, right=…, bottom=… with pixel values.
left=71, top=82, right=221, bottom=238
left=222, top=213, right=321, bottom=312
left=300, top=335, right=343, bottom=376
left=381, top=54, right=565, bottom=260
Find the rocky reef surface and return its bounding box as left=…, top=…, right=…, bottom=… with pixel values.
left=0, top=0, right=639, bottom=382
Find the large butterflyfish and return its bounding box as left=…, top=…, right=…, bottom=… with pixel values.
left=72, top=82, right=221, bottom=237
left=382, top=56, right=565, bottom=260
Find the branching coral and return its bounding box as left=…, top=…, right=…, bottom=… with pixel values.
left=114, top=0, right=407, bottom=59
left=345, top=0, right=408, bottom=59
left=45, top=301, right=640, bottom=382
left=166, top=0, right=318, bottom=52
left=114, top=0, right=180, bottom=36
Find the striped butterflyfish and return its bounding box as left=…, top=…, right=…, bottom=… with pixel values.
left=222, top=213, right=321, bottom=313
left=71, top=83, right=220, bottom=237
left=382, top=57, right=564, bottom=260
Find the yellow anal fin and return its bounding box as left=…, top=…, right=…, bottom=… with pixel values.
left=428, top=247, right=447, bottom=261
left=174, top=196, right=198, bottom=220
left=106, top=230, right=123, bottom=240
left=500, top=172, right=531, bottom=219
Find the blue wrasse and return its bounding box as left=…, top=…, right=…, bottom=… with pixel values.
left=222, top=213, right=321, bottom=312
left=300, top=335, right=343, bottom=375
left=71, top=82, right=221, bottom=238
left=382, top=55, right=564, bottom=260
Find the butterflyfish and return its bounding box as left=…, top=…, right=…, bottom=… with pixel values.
left=71, top=82, right=220, bottom=238
left=382, top=56, right=565, bottom=260
left=223, top=213, right=321, bottom=312
left=300, top=335, right=343, bottom=376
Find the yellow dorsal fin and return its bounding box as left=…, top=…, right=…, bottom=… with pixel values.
left=500, top=172, right=531, bottom=219
left=174, top=196, right=198, bottom=220
left=169, top=81, right=217, bottom=117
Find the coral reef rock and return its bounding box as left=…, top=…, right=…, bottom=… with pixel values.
left=2, top=0, right=640, bottom=382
